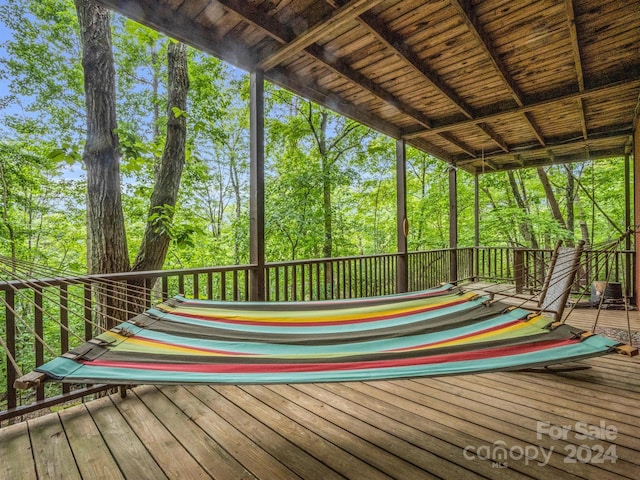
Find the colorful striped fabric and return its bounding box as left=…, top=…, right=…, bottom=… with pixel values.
left=36, top=284, right=622, bottom=385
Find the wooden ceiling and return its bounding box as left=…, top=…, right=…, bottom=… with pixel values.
left=97, top=0, right=640, bottom=173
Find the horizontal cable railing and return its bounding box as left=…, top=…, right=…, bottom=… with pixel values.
left=1, top=246, right=635, bottom=423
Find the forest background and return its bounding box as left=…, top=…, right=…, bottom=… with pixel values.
left=0, top=0, right=630, bottom=278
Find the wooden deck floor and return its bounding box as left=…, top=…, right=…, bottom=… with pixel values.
left=1, top=309, right=639, bottom=479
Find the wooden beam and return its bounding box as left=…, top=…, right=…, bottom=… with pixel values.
left=266, top=66, right=402, bottom=139
left=485, top=158, right=500, bottom=171
left=439, top=132, right=476, bottom=158
left=96, top=0, right=256, bottom=70
left=450, top=0, right=525, bottom=105
left=305, top=44, right=433, bottom=129
left=523, top=112, right=547, bottom=147
left=564, top=0, right=589, bottom=140
left=634, top=117, right=640, bottom=307
left=326, top=1, right=505, bottom=153
left=624, top=151, right=632, bottom=299
left=478, top=123, right=510, bottom=152
left=217, top=0, right=435, bottom=130
left=358, top=11, right=475, bottom=119
left=449, top=0, right=546, bottom=146
left=257, top=0, right=382, bottom=71
left=249, top=70, right=265, bottom=301
left=403, top=78, right=640, bottom=139
left=565, top=0, right=585, bottom=92
left=469, top=146, right=628, bottom=174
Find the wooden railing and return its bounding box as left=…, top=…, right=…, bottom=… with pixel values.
left=1, top=246, right=635, bottom=423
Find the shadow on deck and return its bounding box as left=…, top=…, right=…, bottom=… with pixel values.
left=1, top=308, right=639, bottom=479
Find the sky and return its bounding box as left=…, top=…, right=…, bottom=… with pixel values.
left=0, top=7, right=15, bottom=114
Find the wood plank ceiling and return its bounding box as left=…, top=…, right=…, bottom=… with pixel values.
left=97, top=0, right=640, bottom=174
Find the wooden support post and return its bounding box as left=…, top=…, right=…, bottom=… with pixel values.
left=250, top=69, right=265, bottom=301
left=474, top=174, right=480, bottom=247
left=449, top=166, right=458, bottom=283
left=396, top=139, right=408, bottom=293
left=624, top=150, right=632, bottom=301
left=634, top=117, right=640, bottom=308
left=5, top=289, right=16, bottom=410
left=514, top=248, right=524, bottom=294
left=474, top=173, right=480, bottom=281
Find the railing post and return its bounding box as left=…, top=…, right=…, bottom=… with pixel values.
left=5, top=289, right=16, bottom=411
left=514, top=248, right=524, bottom=294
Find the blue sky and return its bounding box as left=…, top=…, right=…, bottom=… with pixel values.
left=0, top=8, right=14, bottom=112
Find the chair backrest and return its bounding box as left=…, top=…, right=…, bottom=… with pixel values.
left=538, top=240, right=585, bottom=320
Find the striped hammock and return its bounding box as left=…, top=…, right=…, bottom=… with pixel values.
left=31, top=284, right=626, bottom=386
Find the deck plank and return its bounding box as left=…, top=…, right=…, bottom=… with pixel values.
left=431, top=374, right=640, bottom=451
left=0, top=421, right=37, bottom=480
left=348, top=380, right=586, bottom=480
left=217, top=386, right=376, bottom=479
left=111, top=386, right=212, bottom=480
left=210, top=385, right=347, bottom=480
left=58, top=404, right=125, bottom=480
left=28, top=412, right=81, bottom=480
left=135, top=385, right=258, bottom=480
left=256, top=383, right=432, bottom=480
left=234, top=384, right=395, bottom=480
left=403, top=376, right=639, bottom=479
left=288, top=382, right=517, bottom=480
left=168, top=384, right=303, bottom=480
left=85, top=395, right=168, bottom=480
left=296, top=382, right=530, bottom=480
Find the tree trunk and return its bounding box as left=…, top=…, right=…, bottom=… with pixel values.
left=319, top=110, right=332, bottom=259
left=565, top=166, right=575, bottom=243
left=507, top=171, right=539, bottom=249
left=132, top=41, right=189, bottom=273
left=75, top=0, right=130, bottom=329
left=536, top=167, right=572, bottom=245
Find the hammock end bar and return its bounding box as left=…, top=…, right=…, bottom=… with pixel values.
left=613, top=344, right=639, bottom=357
left=14, top=371, right=47, bottom=390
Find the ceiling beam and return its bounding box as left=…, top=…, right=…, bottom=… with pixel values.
left=565, top=0, right=589, bottom=140
left=477, top=123, right=509, bottom=152
left=216, top=0, right=433, bottom=129
left=217, top=0, right=494, bottom=158
left=439, top=132, right=477, bottom=158
left=403, top=77, right=640, bottom=139
left=471, top=147, right=628, bottom=174
left=449, top=0, right=547, bottom=147
left=565, top=0, right=585, bottom=92
left=257, top=0, right=383, bottom=71
left=96, top=0, right=257, bottom=69
left=267, top=66, right=402, bottom=139
left=352, top=8, right=510, bottom=156
left=455, top=131, right=631, bottom=167
left=227, top=1, right=434, bottom=132
left=356, top=11, right=475, bottom=119
left=449, top=0, right=525, bottom=105
left=524, top=112, right=546, bottom=147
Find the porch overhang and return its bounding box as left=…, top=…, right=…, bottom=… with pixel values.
left=95, top=0, right=640, bottom=174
